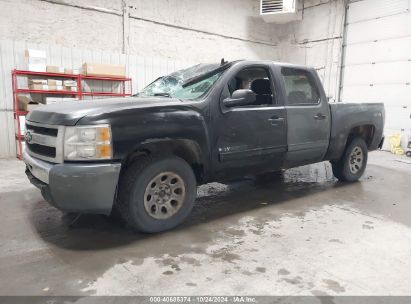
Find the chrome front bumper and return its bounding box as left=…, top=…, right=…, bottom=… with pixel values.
left=23, top=150, right=52, bottom=184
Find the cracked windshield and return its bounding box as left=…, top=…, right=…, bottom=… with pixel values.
left=138, top=63, right=223, bottom=100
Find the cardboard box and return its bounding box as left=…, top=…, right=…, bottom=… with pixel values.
left=25, top=49, right=47, bottom=72
left=25, top=49, right=46, bottom=60
left=29, top=84, right=49, bottom=91
left=44, top=97, right=64, bottom=104
left=18, top=95, right=31, bottom=104
left=82, top=63, right=126, bottom=77
left=65, top=86, right=78, bottom=92
left=63, top=80, right=77, bottom=87
left=18, top=95, right=41, bottom=111
left=48, top=79, right=63, bottom=86
left=29, top=79, right=47, bottom=85
left=64, top=68, right=80, bottom=75
left=46, top=85, right=63, bottom=91
left=46, top=65, right=65, bottom=73
left=25, top=49, right=46, bottom=65
left=48, top=85, right=63, bottom=91
left=44, top=97, right=79, bottom=104
left=28, top=64, right=46, bottom=72
left=22, top=102, right=40, bottom=112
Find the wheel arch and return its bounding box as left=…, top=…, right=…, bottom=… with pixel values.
left=347, top=124, right=376, bottom=148
left=326, top=123, right=376, bottom=162
left=121, top=138, right=206, bottom=184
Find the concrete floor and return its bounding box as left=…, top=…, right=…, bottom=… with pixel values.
left=0, top=151, right=410, bottom=296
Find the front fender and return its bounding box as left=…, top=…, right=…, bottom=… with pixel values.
left=78, top=105, right=211, bottom=174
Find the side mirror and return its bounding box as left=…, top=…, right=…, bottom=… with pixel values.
left=223, top=89, right=256, bottom=107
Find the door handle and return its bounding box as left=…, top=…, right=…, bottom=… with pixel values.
left=314, top=113, right=326, bottom=120
left=268, top=116, right=284, bottom=125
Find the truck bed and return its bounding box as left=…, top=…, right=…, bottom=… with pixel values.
left=325, top=102, right=385, bottom=161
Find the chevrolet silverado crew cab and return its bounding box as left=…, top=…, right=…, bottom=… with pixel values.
left=24, top=60, right=385, bottom=233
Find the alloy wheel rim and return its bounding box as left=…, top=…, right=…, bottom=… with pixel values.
left=349, top=146, right=363, bottom=174
left=143, top=171, right=186, bottom=220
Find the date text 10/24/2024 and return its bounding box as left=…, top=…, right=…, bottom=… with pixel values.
left=149, top=297, right=257, bottom=303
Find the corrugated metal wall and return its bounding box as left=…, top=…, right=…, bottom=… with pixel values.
left=0, top=39, right=194, bottom=158
left=340, top=0, right=411, bottom=148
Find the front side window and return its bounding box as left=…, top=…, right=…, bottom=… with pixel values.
left=226, top=67, right=274, bottom=106
left=138, top=64, right=224, bottom=100
left=281, top=68, right=320, bottom=105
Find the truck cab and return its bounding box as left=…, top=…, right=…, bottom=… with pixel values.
left=210, top=61, right=331, bottom=179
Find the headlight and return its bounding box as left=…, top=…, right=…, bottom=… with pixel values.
left=64, top=125, right=112, bottom=160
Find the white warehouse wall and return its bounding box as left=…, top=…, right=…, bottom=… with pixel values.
left=0, top=0, right=280, bottom=62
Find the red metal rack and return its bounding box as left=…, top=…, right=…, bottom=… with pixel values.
left=12, top=69, right=133, bottom=159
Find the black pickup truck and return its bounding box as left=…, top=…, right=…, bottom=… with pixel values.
left=23, top=60, right=385, bottom=232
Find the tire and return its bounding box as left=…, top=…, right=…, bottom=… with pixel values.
left=331, top=137, right=368, bottom=182
left=115, top=155, right=197, bottom=233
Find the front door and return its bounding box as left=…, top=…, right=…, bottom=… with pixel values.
left=214, top=64, right=287, bottom=178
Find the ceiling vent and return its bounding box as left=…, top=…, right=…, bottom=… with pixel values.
left=260, top=0, right=302, bottom=24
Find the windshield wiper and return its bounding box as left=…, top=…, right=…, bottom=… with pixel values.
left=153, top=92, right=171, bottom=97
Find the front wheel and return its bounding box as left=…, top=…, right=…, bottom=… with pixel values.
left=115, top=155, right=197, bottom=233
left=331, top=137, right=368, bottom=182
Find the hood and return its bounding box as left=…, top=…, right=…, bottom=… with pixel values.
left=26, top=97, right=182, bottom=126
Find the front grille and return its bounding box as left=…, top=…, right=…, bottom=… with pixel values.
left=26, top=143, right=56, bottom=158
left=26, top=123, right=58, bottom=137
left=25, top=121, right=63, bottom=163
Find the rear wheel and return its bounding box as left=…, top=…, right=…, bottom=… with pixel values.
left=115, top=155, right=197, bottom=233
left=331, top=137, right=368, bottom=182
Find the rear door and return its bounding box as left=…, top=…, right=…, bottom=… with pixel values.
left=278, top=66, right=330, bottom=167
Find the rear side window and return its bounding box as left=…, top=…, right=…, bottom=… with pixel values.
left=281, top=68, right=320, bottom=105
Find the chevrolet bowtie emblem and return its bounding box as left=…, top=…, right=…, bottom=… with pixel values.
left=25, top=131, right=33, bottom=144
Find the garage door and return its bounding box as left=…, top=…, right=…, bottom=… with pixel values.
left=340, top=0, right=411, bottom=148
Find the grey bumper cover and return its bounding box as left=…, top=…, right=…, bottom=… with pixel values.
left=23, top=150, right=121, bottom=215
